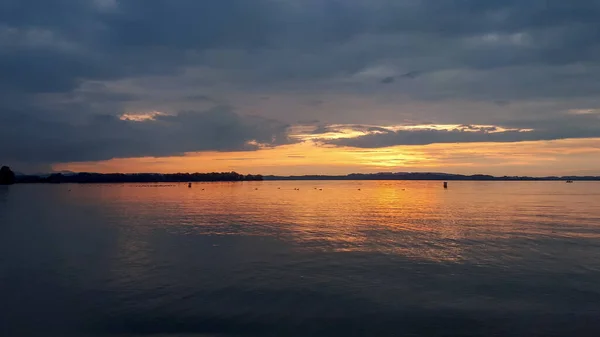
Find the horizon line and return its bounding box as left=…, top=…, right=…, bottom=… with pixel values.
left=15, top=170, right=600, bottom=179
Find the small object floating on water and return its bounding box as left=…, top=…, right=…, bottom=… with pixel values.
left=188, top=183, right=192, bottom=188
left=255, top=188, right=259, bottom=190
left=566, top=180, right=574, bottom=183
left=443, top=182, right=448, bottom=189
left=358, top=188, right=361, bottom=191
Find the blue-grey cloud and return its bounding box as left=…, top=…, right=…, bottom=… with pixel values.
left=2, top=0, right=600, bottom=166
left=400, top=71, right=422, bottom=79
left=0, top=106, right=291, bottom=165
left=3, top=0, right=600, bottom=93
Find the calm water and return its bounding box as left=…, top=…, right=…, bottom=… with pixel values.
left=1, top=181, right=600, bottom=336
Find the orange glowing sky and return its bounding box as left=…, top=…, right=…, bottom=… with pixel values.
left=56, top=136, right=600, bottom=176
left=54, top=117, right=600, bottom=176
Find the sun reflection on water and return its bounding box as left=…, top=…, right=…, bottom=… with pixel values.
left=66, top=181, right=600, bottom=265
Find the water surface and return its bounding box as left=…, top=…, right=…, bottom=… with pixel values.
left=1, top=181, right=600, bottom=336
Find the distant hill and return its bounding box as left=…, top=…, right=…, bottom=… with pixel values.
left=264, top=172, right=600, bottom=181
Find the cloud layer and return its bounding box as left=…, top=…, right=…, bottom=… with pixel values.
left=2, top=0, right=600, bottom=169
left=315, top=117, right=600, bottom=148
left=0, top=106, right=290, bottom=164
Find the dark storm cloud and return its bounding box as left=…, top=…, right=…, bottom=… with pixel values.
left=0, top=106, right=291, bottom=164
left=4, top=0, right=600, bottom=93
left=0, top=0, right=273, bottom=94
left=2, top=0, right=600, bottom=166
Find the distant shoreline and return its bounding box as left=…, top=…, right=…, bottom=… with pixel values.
left=264, top=175, right=600, bottom=181
left=12, top=172, right=600, bottom=183
left=15, top=172, right=264, bottom=184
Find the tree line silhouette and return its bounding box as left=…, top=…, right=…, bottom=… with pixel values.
left=0, top=166, right=16, bottom=185
left=15, top=172, right=263, bottom=184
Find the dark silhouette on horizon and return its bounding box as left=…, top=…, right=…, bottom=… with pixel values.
left=6, top=168, right=600, bottom=184
left=15, top=171, right=263, bottom=184
left=264, top=172, right=600, bottom=181
left=0, top=166, right=16, bottom=185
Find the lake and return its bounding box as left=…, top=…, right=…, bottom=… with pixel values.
left=1, top=181, right=600, bottom=336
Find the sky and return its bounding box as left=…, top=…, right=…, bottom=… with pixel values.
left=2, top=0, right=600, bottom=176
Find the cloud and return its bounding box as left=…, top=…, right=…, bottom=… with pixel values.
left=0, top=106, right=292, bottom=165
left=310, top=125, right=334, bottom=135
left=2, top=0, right=600, bottom=167
left=185, top=94, right=221, bottom=104
left=399, top=71, right=422, bottom=79
left=381, top=76, right=395, bottom=84
left=321, top=116, right=600, bottom=148
left=4, top=0, right=600, bottom=94
left=569, top=109, right=600, bottom=115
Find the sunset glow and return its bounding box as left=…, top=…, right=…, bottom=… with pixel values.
left=55, top=137, right=600, bottom=177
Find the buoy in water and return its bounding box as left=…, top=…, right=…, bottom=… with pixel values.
left=188, top=183, right=192, bottom=188
left=443, top=182, right=448, bottom=189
